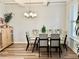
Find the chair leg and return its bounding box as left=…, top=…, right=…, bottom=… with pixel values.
left=59, top=47, right=61, bottom=57
left=36, top=44, right=38, bottom=50
left=55, top=48, right=58, bottom=52
left=47, top=46, right=49, bottom=57
left=64, top=44, right=67, bottom=51
left=65, top=45, right=67, bottom=51
left=60, top=47, right=62, bottom=53
left=32, top=38, right=37, bottom=52
left=50, top=48, right=52, bottom=57
left=32, top=44, right=35, bottom=52
left=26, top=43, right=29, bottom=51
left=39, top=47, right=40, bottom=57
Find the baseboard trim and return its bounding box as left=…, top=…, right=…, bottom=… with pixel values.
left=68, top=46, right=78, bottom=56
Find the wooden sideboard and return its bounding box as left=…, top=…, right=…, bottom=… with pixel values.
left=0, top=27, right=13, bottom=51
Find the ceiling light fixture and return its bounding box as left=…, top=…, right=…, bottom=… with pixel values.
left=24, top=4, right=37, bottom=18
left=14, top=0, right=48, bottom=18
left=15, top=0, right=38, bottom=18
left=24, top=11, right=37, bottom=18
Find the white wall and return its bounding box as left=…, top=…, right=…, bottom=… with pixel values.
left=5, top=3, right=66, bottom=43
left=0, top=3, right=6, bottom=19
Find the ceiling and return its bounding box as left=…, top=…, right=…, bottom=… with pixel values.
left=0, top=0, right=66, bottom=3
left=0, top=0, right=66, bottom=6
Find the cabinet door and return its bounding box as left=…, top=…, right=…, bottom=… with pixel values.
left=1, top=28, right=13, bottom=48
left=6, top=28, right=12, bottom=44
left=0, top=33, right=2, bottom=48
left=2, top=29, right=8, bottom=47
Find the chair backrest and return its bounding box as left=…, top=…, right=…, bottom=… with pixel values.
left=52, top=29, right=61, bottom=34
left=39, top=34, right=48, bottom=47
left=64, top=35, right=67, bottom=45
left=32, top=29, right=39, bottom=35
left=48, top=29, right=52, bottom=34
left=50, top=34, right=60, bottom=47
left=51, top=34, right=60, bottom=39
left=26, top=32, right=29, bottom=36
left=39, top=34, right=48, bottom=39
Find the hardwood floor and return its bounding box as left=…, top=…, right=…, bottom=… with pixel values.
left=0, top=43, right=78, bottom=59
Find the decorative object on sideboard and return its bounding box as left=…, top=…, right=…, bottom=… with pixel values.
left=41, top=25, right=46, bottom=33
left=0, top=18, right=5, bottom=28
left=4, top=12, right=12, bottom=27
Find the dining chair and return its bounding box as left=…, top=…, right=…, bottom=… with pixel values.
left=32, top=29, right=39, bottom=37
left=52, top=29, right=61, bottom=34
left=50, top=34, right=62, bottom=57
left=38, top=34, right=49, bottom=57
left=26, top=32, right=35, bottom=51
left=47, top=29, right=52, bottom=34
left=62, top=35, right=67, bottom=51
left=60, top=31, right=67, bottom=51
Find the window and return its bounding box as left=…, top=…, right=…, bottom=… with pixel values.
left=70, top=1, right=78, bottom=37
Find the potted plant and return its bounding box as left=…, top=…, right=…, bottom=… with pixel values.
left=4, top=12, right=12, bottom=27
left=41, top=25, right=46, bottom=33
left=76, top=15, right=79, bottom=36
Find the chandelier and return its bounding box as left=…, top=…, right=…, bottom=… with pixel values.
left=14, top=0, right=38, bottom=18
left=24, top=11, right=37, bottom=18
left=24, top=2, right=37, bottom=18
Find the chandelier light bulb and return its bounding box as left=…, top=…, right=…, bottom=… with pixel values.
left=33, top=13, right=37, bottom=17
left=29, top=12, right=33, bottom=16
left=24, top=13, right=29, bottom=17
left=31, top=13, right=37, bottom=18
